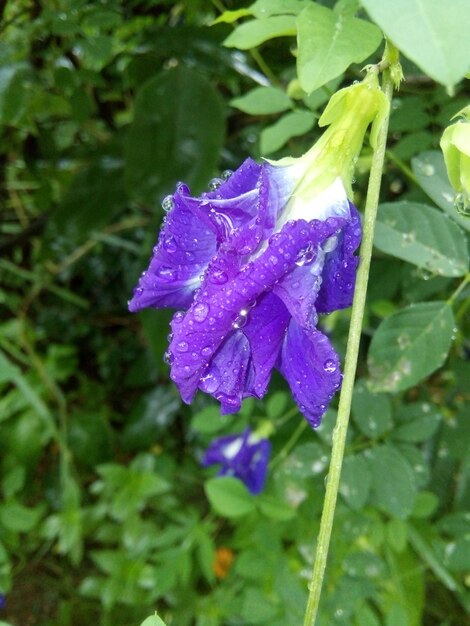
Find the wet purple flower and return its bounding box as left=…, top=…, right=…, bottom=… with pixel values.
left=129, top=77, right=388, bottom=427
left=202, top=428, right=271, bottom=494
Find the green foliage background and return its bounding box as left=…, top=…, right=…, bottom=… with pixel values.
left=0, top=1, right=469, bottom=625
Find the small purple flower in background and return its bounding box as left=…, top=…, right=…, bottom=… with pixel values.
left=0, top=594, right=5, bottom=608
left=202, top=428, right=271, bottom=495
left=129, top=77, right=388, bottom=427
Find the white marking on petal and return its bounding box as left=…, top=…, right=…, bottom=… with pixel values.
left=222, top=437, right=244, bottom=460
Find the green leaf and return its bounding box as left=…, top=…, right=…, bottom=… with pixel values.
left=352, top=378, right=393, bottom=437
left=241, top=587, right=280, bottom=623
left=374, top=202, right=468, bottom=277
left=223, top=16, right=297, bottom=49
left=0, top=501, right=43, bottom=532
left=367, top=445, right=417, bottom=518
left=125, top=67, right=225, bottom=204
left=411, top=150, right=470, bottom=233
left=54, top=150, right=127, bottom=241
left=368, top=302, right=455, bottom=392
left=0, top=63, right=30, bottom=124
left=392, top=415, right=440, bottom=443
left=205, top=477, right=255, bottom=518
left=296, top=4, right=382, bottom=94
left=360, top=0, right=470, bottom=89
left=387, top=518, right=408, bottom=552
left=214, top=0, right=308, bottom=24
left=191, top=405, right=230, bottom=434
left=260, top=110, right=315, bottom=154
left=231, top=86, right=292, bottom=115
left=339, top=453, right=371, bottom=510
left=258, top=494, right=295, bottom=520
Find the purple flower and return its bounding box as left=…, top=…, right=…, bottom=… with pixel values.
left=129, top=161, right=360, bottom=427
left=128, top=78, right=388, bottom=427
left=0, top=594, right=5, bottom=609
left=202, top=428, right=271, bottom=494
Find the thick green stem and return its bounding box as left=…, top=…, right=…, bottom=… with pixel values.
left=302, top=67, right=395, bottom=626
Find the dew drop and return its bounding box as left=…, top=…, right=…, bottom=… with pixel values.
left=209, top=177, right=223, bottom=191
left=173, top=310, right=184, bottom=324
left=193, top=302, right=209, bottom=322
left=133, top=286, right=143, bottom=297
left=201, top=346, right=212, bottom=357
left=157, top=266, right=176, bottom=281
left=176, top=182, right=190, bottom=195
left=221, top=169, right=233, bottom=180
left=162, top=195, right=174, bottom=212
left=454, top=192, right=470, bottom=216
left=211, top=270, right=228, bottom=284
left=295, top=243, right=315, bottom=266
left=200, top=371, right=219, bottom=393
left=233, top=308, right=249, bottom=329
left=176, top=341, right=189, bottom=353
left=163, top=351, right=174, bottom=364
left=163, top=236, right=177, bottom=253
left=323, top=359, right=337, bottom=373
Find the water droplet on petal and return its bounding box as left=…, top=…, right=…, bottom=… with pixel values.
left=209, top=177, right=223, bottom=191
left=295, top=243, right=315, bottom=266
left=157, top=266, right=177, bottom=281
left=163, top=351, right=174, bottom=364
left=173, top=310, right=184, bottom=324
left=193, top=302, right=209, bottom=322
left=201, top=346, right=211, bottom=357
left=221, top=169, right=233, bottom=181
left=233, top=308, right=249, bottom=329
left=200, top=371, right=219, bottom=393
left=163, top=236, right=177, bottom=253
left=162, top=195, right=174, bottom=212
left=323, top=359, right=337, bottom=373
left=133, top=286, right=143, bottom=297
left=210, top=270, right=228, bottom=284
left=176, top=182, right=190, bottom=195
left=176, top=341, right=189, bottom=353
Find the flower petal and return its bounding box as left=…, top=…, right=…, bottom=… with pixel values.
left=278, top=319, right=342, bottom=427
left=242, top=292, right=290, bottom=398
left=202, top=428, right=271, bottom=495
left=129, top=191, right=217, bottom=311
left=168, top=217, right=346, bottom=404
left=199, top=331, right=252, bottom=414
left=316, top=202, right=362, bottom=313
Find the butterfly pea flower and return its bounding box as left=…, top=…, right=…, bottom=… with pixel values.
left=440, top=104, right=470, bottom=215
left=202, top=428, right=271, bottom=495
left=129, top=74, right=388, bottom=427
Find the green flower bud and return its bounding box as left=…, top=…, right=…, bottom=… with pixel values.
left=440, top=105, right=470, bottom=216
left=271, top=71, right=389, bottom=200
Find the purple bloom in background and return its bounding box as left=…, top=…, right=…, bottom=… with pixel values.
left=129, top=78, right=388, bottom=427
left=202, top=428, right=271, bottom=494
left=0, top=594, right=5, bottom=609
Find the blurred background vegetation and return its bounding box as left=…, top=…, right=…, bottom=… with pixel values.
left=0, top=1, right=469, bottom=625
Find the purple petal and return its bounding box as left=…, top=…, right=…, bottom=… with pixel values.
left=196, top=293, right=289, bottom=411
left=128, top=191, right=218, bottom=312
left=168, top=217, right=346, bottom=404
left=202, top=428, right=271, bottom=495
left=316, top=202, right=361, bottom=313
left=278, top=319, right=342, bottom=427
left=199, top=331, right=252, bottom=414
left=242, top=292, right=291, bottom=398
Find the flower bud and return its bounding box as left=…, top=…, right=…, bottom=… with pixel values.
left=440, top=105, right=470, bottom=216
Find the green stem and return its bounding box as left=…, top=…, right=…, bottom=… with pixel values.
left=302, top=65, right=396, bottom=626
